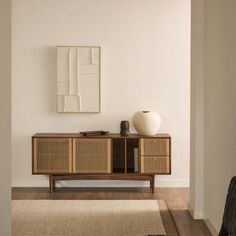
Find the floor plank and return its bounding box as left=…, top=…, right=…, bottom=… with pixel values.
left=12, top=187, right=212, bottom=236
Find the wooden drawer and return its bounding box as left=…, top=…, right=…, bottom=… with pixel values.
left=140, top=138, right=170, bottom=156
left=140, top=156, right=170, bottom=174
left=73, top=138, right=111, bottom=173
left=33, top=138, right=72, bottom=174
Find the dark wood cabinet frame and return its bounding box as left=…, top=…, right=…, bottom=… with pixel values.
left=32, top=133, right=171, bottom=193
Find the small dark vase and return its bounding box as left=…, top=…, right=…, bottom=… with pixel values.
left=120, top=121, right=130, bottom=136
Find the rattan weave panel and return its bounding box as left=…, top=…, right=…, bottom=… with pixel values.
left=141, top=156, right=170, bottom=174
left=140, top=138, right=170, bottom=156
left=73, top=138, right=111, bottom=173
left=34, top=138, right=72, bottom=173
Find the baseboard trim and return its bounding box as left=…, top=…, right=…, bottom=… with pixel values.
left=189, top=208, right=205, bottom=219
left=12, top=178, right=189, bottom=188
left=188, top=206, right=218, bottom=235
left=204, top=219, right=218, bottom=236
left=156, top=178, right=189, bottom=187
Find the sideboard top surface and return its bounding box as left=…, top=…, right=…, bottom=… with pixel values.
left=33, top=133, right=171, bottom=138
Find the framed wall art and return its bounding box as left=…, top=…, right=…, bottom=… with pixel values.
left=57, top=46, right=101, bottom=113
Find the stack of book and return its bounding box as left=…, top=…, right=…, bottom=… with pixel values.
left=80, top=130, right=109, bottom=136
left=134, top=148, right=139, bottom=172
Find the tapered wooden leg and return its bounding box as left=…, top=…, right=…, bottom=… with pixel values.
left=151, top=175, right=155, bottom=193
left=52, top=179, right=56, bottom=191
left=150, top=175, right=155, bottom=193
left=150, top=178, right=152, bottom=192
left=49, top=174, right=53, bottom=193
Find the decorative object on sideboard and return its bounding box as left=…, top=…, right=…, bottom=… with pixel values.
left=57, top=46, right=101, bottom=113
left=133, top=111, right=161, bottom=135
left=79, top=130, right=109, bottom=136
left=120, top=120, right=130, bottom=136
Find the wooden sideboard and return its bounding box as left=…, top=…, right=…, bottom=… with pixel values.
left=32, top=133, right=171, bottom=192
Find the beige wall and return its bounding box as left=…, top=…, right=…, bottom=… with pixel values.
left=191, top=0, right=236, bottom=233
left=204, top=0, right=236, bottom=231
left=0, top=0, right=11, bottom=235
left=12, top=0, right=191, bottom=187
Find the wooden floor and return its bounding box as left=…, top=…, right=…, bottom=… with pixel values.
left=12, top=187, right=212, bottom=236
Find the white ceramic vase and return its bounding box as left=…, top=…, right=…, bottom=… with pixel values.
left=132, top=111, right=161, bottom=135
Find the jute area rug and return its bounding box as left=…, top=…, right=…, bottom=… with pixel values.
left=12, top=200, right=179, bottom=236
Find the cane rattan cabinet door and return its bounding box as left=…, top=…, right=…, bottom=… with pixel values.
left=140, top=138, right=170, bottom=156
left=140, top=138, right=171, bottom=174
left=33, top=138, right=73, bottom=174
left=73, top=138, right=112, bottom=173
left=140, top=156, right=170, bottom=174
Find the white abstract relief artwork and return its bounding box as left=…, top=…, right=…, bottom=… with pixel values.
left=57, top=46, right=100, bottom=113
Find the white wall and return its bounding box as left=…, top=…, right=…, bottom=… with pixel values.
left=191, top=0, right=236, bottom=233
left=0, top=0, right=11, bottom=235
left=190, top=0, right=205, bottom=219
left=12, top=0, right=191, bottom=187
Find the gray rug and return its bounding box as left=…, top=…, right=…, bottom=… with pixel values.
left=12, top=200, right=179, bottom=236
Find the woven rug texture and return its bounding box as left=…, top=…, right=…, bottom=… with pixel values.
left=12, top=199, right=179, bottom=236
